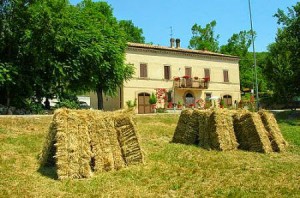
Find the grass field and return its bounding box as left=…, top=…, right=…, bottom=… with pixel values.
left=0, top=111, right=299, bottom=197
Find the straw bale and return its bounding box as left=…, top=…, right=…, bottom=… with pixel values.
left=233, top=111, right=273, bottom=153
left=210, top=110, right=238, bottom=151
left=114, top=111, right=144, bottom=165
left=88, top=111, right=125, bottom=173
left=258, top=110, right=288, bottom=152
left=197, top=110, right=212, bottom=149
left=40, top=108, right=143, bottom=180
left=172, top=109, right=199, bottom=144
left=197, top=110, right=238, bottom=151
left=54, top=109, right=92, bottom=179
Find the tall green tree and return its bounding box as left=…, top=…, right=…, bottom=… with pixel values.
left=189, top=20, right=219, bottom=52
left=0, top=0, right=35, bottom=106
left=220, top=30, right=252, bottom=57
left=220, top=30, right=253, bottom=90
left=1, top=0, right=134, bottom=110
left=56, top=0, right=134, bottom=109
left=220, top=30, right=267, bottom=93
left=119, top=20, right=145, bottom=43
left=265, top=2, right=300, bottom=103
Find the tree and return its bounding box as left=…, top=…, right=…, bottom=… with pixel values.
left=57, top=0, right=134, bottom=109
left=220, top=30, right=268, bottom=93
left=189, top=20, right=219, bottom=52
left=265, top=3, right=300, bottom=103
left=220, top=30, right=252, bottom=57
left=0, top=0, right=36, bottom=107
left=0, top=0, right=134, bottom=110
left=119, top=20, right=145, bottom=43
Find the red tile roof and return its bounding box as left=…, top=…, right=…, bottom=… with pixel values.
left=127, top=42, right=239, bottom=60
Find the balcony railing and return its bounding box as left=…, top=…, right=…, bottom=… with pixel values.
left=173, top=76, right=209, bottom=89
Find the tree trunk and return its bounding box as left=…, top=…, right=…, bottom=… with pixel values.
left=6, top=88, right=10, bottom=107
left=96, top=86, right=104, bottom=110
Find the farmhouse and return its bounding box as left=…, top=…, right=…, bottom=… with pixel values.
left=90, top=39, right=241, bottom=114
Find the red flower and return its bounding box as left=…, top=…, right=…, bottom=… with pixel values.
left=182, top=75, right=190, bottom=79
left=174, top=77, right=180, bottom=81
left=203, top=77, right=210, bottom=82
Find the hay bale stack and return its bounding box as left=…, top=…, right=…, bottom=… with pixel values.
left=206, top=110, right=238, bottom=151
left=233, top=111, right=273, bottom=153
left=258, top=110, right=288, bottom=152
left=40, top=109, right=143, bottom=180
left=115, top=111, right=144, bottom=165
left=88, top=111, right=125, bottom=173
left=197, top=110, right=212, bottom=149
left=54, top=109, right=93, bottom=179
left=172, top=109, right=199, bottom=144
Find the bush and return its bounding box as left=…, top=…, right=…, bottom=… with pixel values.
left=156, top=108, right=166, bottom=113
left=126, top=99, right=137, bottom=108
left=149, top=93, right=157, bottom=104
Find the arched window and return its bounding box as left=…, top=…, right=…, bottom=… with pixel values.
left=223, top=95, right=232, bottom=106
left=185, top=92, right=195, bottom=107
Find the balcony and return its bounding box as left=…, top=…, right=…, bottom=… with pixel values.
left=173, top=76, right=209, bottom=89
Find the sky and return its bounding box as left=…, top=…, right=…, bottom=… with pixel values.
left=69, top=0, right=298, bottom=52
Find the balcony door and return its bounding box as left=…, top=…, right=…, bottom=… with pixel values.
left=185, top=67, right=192, bottom=77
left=138, top=93, right=151, bottom=114
left=185, top=92, right=195, bottom=107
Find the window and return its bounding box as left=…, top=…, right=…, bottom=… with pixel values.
left=164, top=65, right=171, bottom=80
left=185, top=67, right=192, bottom=77
left=223, top=95, right=232, bottom=106
left=223, top=70, right=229, bottom=82
left=204, top=68, right=210, bottom=78
left=140, top=63, right=147, bottom=78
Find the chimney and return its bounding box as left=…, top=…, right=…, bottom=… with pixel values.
left=170, top=38, right=175, bottom=48
left=175, top=38, right=180, bottom=48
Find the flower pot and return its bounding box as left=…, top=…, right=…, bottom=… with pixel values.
left=151, top=104, right=156, bottom=113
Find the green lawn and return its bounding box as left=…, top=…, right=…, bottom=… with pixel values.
left=0, top=112, right=299, bottom=197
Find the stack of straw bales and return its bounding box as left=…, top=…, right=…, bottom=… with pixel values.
left=206, top=110, right=238, bottom=151
left=233, top=111, right=272, bottom=153
left=172, top=109, right=199, bottom=145
left=40, top=109, right=143, bottom=180
left=258, top=110, right=288, bottom=152
left=172, top=109, right=287, bottom=153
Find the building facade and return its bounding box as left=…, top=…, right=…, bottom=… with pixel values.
left=90, top=40, right=241, bottom=113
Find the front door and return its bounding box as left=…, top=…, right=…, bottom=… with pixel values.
left=138, top=93, right=151, bottom=114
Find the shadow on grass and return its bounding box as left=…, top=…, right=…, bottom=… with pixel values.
left=38, top=166, right=58, bottom=180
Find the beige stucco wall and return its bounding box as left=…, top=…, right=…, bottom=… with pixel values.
left=90, top=46, right=241, bottom=112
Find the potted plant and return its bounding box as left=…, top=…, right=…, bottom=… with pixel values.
left=220, top=98, right=225, bottom=108
left=149, top=93, right=157, bottom=112
left=177, top=100, right=182, bottom=109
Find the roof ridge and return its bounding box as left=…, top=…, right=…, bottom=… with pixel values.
left=127, top=42, right=239, bottom=59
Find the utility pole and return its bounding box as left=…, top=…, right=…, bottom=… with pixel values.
left=248, top=0, right=259, bottom=110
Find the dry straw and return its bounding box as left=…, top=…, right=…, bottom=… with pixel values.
left=258, top=110, right=288, bottom=152
left=207, top=109, right=238, bottom=151
left=172, top=109, right=287, bottom=153
left=40, top=109, right=143, bottom=180
left=232, top=111, right=273, bottom=153
left=172, top=109, right=199, bottom=145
